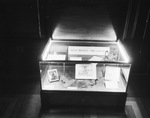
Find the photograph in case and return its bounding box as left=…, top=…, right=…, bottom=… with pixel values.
left=75, top=64, right=96, bottom=79
left=47, top=69, right=59, bottom=82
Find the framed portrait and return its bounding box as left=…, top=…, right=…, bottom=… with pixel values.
left=75, top=64, right=96, bottom=79
left=47, top=69, right=59, bottom=82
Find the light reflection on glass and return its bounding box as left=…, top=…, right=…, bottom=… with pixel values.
left=117, top=40, right=129, bottom=63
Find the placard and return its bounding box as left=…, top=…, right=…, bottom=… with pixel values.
left=105, top=66, right=120, bottom=82
left=68, top=46, right=110, bottom=56
left=75, top=64, right=96, bottom=79
left=46, top=54, right=66, bottom=60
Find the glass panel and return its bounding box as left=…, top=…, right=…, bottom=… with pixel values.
left=39, top=61, right=131, bottom=92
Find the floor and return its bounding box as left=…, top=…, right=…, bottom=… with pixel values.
left=1, top=73, right=150, bottom=117
left=128, top=74, right=150, bottom=117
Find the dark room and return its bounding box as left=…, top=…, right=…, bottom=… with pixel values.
left=0, top=0, right=150, bottom=118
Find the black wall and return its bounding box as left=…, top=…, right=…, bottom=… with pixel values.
left=0, top=0, right=45, bottom=80
left=125, top=0, right=150, bottom=74
left=1, top=0, right=150, bottom=80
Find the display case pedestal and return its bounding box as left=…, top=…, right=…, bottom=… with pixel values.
left=41, top=91, right=127, bottom=112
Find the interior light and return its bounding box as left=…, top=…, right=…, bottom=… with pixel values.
left=117, top=40, right=129, bottom=63
left=41, top=38, right=52, bottom=60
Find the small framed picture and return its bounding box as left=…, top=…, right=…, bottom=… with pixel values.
left=47, top=69, right=59, bottom=82
left=75, top=64, right=96, bottom=79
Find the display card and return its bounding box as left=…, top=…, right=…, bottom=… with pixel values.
left=68, top=46, right=110, bottom=56
left=75, top=64, right=96, bottom=79
left=105, top=66, right=120, bottom=82
left=47, top=54, right=66, bottom=60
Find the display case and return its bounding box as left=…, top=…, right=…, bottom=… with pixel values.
left=40, top=39, right=130, bottom=91
left=38, top=0, right=131, bottom=111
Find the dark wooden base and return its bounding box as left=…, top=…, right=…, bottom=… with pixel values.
left=40, top=91, right=127, bottom=112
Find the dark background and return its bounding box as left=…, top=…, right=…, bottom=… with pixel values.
left=1, top=0, right=150, bottom=81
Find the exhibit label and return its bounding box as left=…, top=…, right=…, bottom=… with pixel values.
left=68, top=46, right=110, bottom=55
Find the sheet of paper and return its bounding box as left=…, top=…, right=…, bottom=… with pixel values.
left=46, top=54, right=66, bottom=60
left=68, top=46, right=110, bottom=55
left=75, top=64, right=96, bottom=79
left=105, top=66, right=120, bottom=82
left=69, top=57, right=82, bottom=61
left=105, top=81, right=118, bottom=89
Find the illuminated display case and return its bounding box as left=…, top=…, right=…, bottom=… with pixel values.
left=38, top=0, right=131, bottom=111
left=40, top=40, right=130, bottom=92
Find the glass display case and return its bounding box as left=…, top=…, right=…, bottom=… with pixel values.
left=40, top=40, right=130, bottom=92
left=39, top=38, right=131, bottom=111
left=38, top=0, right=131, bottom=111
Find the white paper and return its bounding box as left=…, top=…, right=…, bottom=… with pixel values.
left=105, top=81, right=118, bottom=89
left=46, top=54, right=66, bottom=60
left=67, top=87, right=77, bottom=90
left=75, top=64, right=96, bottom=79
left=68, top=46, right=110, bottom=56
left=69, top=57, right=82, bottom=61
left=105, top=66, right=120, bottom=82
